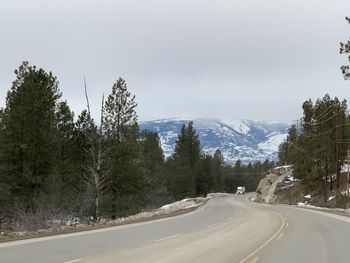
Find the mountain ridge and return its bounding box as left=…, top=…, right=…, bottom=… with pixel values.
left=139, top=118, right=290, bottom=164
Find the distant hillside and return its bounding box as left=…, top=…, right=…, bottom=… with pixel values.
left=139, top=118, right=290, bottom=164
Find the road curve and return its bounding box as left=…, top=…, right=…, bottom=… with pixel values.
left=255, top=204, right=350, bottom=263
left=0, top=194, right=282, bottom=263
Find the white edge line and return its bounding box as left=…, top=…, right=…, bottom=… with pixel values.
left=64, top=259, right=82, bottom=263
left=239, top=212, right=286, bottom=263
left=155, top=234, right=182, bottom=242
left=0, top=199, right=212, bottom=248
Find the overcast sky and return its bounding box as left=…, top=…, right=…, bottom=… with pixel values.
left=0, top=0, right=350, bottom=122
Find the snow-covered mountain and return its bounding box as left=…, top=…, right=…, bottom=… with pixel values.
left=139, top=118, right=290, bottom=164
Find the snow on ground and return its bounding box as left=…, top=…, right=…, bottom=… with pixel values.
left=286, top=175, right=300, bottom=182
left=0, top=196, right=211, bottom=240
left=296, top=202, right=350, bottom=216
left=160, top=198, right=206, bottom=211
left=257, top=133, right=288, bottom=154
left=297, top=202, right=314, bottom=207
left=105, top=196, right=210, bottom=225
left=341, top=189, right=350, bottom=196
left=341, top=164, right=350, bottom=173
left=328, top=196, right=335, bottom=201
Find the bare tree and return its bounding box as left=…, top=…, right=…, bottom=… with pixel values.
left=82, top=83, right=110, bottom=220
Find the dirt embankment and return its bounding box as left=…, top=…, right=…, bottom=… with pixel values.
left=255, top=166, right=350, bottom=213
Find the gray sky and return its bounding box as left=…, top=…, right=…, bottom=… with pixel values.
left=0, top=0, right=350, bottom=122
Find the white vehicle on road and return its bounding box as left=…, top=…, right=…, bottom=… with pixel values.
left=236, top=186, right=245, bottom=195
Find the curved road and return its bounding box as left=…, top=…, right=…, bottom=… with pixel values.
left=1, top=194, right=349, bottom=262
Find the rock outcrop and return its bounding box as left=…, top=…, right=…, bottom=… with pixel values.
left=256, top=165, right=293, bottom=203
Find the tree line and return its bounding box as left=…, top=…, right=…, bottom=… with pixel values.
left=278, top=94, right=350, bottom=201
left=277, top=16, right=350, bottom=203
left=0, top=62, right=272, bottom=229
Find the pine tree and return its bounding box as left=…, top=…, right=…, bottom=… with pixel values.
left=213, top=149, right=224, bottom=192
left=279, top=95, right=348, bottom=193
left=139, top=130, right=166, bottom=207
left=0, top=108, right=11, bottom=226
left=47, top=101, right=78, bottom=216
left=103, top=77, right=141, bottom=216
left=194, top=156, right=214, bottom=196
left=103, top=77, right=138, bottom=142
left=0, top=62, right=61, bottom=218
left=74, top=110, right=96, bottom=216
left=168, top=122, right=201, bottom=199
left=340, top=16, right=350, bottom=80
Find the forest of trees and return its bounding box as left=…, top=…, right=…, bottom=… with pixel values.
left=0, top=62, right=273, bottom=229
left=276, top=17, right=350, bottom=203
left=278, top=94, right=350, bottom=201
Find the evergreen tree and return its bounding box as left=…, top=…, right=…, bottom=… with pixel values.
left=340, top=16, right=350, bottom=80
left=0, top=62, right=61, bottom=217
left=103, top=77, right=138, bottom=142
left=139, top=130, right=166, bottom=207
left=74, top=109, right=96, bottom=216
left=278, top=95, right=348, bottom=193
left=194, top=156, right=214, bottom=196
left=212, top=149, right=224, bottom=192
left=0, top=108, right=11, bottom=225
left=168, top=122, right=201, bottom=199
left=103, top=77, right=141, bottom=216
left=47, top=101, right=78, bottom=216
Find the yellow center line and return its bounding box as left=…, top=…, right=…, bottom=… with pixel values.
left=276, top=232, right=284, bottom=240
left=248, top=256, right=259, bottom=263
left=238, top=212, right=286, bottom=263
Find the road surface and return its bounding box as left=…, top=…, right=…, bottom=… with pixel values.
left=1, top=194, right=350, bottom=263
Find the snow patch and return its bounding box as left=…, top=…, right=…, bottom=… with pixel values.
left=328, top=196, right=335, bottom=201
left=221, top=119, right=251, bottom=135
left=160, top=198, right=205, bottom=211
left=341, top=189, right=350, bottom=196
left=258, top=133, right=288, bottom=153
left=341, top=164, right=350, bottom=173
left=140, top=118, right=290, bottom=164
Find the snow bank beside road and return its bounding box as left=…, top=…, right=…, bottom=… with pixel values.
left=296, top=202, right=350, bottom=217
left=160, top=197, right=208, bottom=211
left=0, top=196, right=210, bottom=242
left=106, top=197, right=210, bottom=225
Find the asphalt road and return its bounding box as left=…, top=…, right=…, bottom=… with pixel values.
left=1, top=194, right=350, bottom=263
left=256, top=205, right=350, bottom=263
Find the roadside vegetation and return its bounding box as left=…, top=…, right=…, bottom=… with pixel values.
left=0, top=62, right=273, bottom=231
left=267, top=17, right=350, bottom=209
left=274, top=17, right=350, bottom=206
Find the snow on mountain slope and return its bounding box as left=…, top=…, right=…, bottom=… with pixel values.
left=140, top=118, right=290, bottom=164
left=257, top=133, right=287, bottom=155
left=220, top=119, right=251, bottom=135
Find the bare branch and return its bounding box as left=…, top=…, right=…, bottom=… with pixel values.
left=100, top=94, right=105, bottom=135
left=84, top=75, right=91, bottom=117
